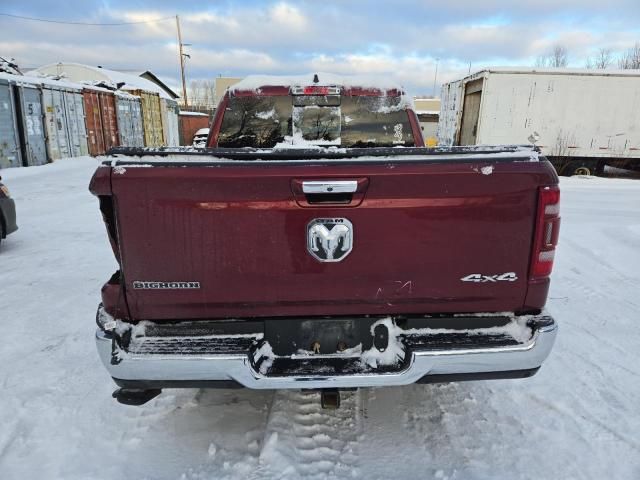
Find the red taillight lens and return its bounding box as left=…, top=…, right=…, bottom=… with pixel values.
left=291, top=86, right=341, bottom=95
left=530, top=186, right=560, bottom=279
left=303, top=86, right=329, bottom=95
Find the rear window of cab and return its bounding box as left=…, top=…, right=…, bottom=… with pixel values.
left=217, top=94, right=415, bottom=148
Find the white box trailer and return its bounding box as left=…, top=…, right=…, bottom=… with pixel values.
left=439, top=68, right=640, bottom=175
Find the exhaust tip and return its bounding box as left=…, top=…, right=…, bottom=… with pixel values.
left=112, top=388, right=161, bottom=406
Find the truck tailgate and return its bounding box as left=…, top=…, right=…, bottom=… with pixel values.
left=108, top=154, right=556, bottom=320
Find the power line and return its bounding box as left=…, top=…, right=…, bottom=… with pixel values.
left=0, top=12, right=175, bottom=26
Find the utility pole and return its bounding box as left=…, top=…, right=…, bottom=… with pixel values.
left=176, top=15, right=188, bottom=107
left=432, top=57, right=440, bottom=97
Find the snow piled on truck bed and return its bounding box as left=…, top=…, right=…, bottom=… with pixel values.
left=0, top=157, right=639, bottom=479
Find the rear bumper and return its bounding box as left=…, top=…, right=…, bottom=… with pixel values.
left=95, top=312, right=557, bottom=390
left=0, top=197, right=17, bottom=237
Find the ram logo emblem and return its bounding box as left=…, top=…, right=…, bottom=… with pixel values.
left=307, top=218, right=353, bottom=262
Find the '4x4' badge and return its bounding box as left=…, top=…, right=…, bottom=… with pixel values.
left=461, top=272, right=518, bottom=283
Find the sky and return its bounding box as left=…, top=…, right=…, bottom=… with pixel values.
left=1, top=0, right=640, bottom=97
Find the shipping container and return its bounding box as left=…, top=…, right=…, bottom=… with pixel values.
left=130, top=90, right=164, bottom=147
left=83, top=88, right=119, bottom=156
left=439, top=68, right=640, bottom=175
left=42, top=86, right=72, bottom=160
left=161, top=98, right=180, bottom=146
left=0, top=78, right=21, bottom=168
left=13, top=83, right=48, bottom=166
left=115, top=93, right=144, bottom=147
left=178, top=111, right=210, bottom=146
left=63, top=90, right=89, bottom=157
left=83, top=88, right=105, bottom=156
left=99, top=91, right=119, bottom=151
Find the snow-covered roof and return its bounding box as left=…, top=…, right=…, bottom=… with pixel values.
left=33, top=63, right=173, bottom=98
left=229, top=73, right=405, bottom=93
left=0, top=71, right=100, bottom=91
left=467, top=66, right=640, bottom=78
left=415, top=110, right=440, bottom=116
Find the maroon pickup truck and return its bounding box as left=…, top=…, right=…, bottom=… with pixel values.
left=90, top=75, right=559, bottom=407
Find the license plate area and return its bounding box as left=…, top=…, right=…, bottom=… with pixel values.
left=264, top=317, right=376, bottom=356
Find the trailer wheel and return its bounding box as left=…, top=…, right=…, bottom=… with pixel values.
left=562, top=160, right=598, bottom=176
left=574, top=166, right=592, bottom=176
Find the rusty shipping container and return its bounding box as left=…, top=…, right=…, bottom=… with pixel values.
left=99, top=91, right=119, bottom=151
left=83, top=88, right=105, bottom=156
left=83, top=88, right=119, bottom=156
left=130, top=90, right=164, bottom=147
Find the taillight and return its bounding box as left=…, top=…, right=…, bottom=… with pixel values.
left=530, top=186, right=560, bottom=279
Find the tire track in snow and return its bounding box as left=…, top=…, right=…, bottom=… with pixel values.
left=254, top=389, right=362, bottom=479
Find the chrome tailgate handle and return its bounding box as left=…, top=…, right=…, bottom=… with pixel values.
left=302, top=180, right=358, bottom=194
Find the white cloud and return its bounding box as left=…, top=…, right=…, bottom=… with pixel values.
left=2, top=1, right=640, bottom=96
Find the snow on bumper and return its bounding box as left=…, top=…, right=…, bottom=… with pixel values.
left=95, top=312, right=557, bottom=390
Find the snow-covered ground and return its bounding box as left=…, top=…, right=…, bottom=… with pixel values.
left=1, top=158, right=639, bottom=480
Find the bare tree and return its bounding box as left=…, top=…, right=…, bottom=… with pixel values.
left=188, top=79, right=217, bottom=109
left=550, top=45, right=569, bottom=67
left=618, top=42, right=640, bottom=69
left=586, top=48, right=613, bottom=69
left=535, top=44, right=569, bottom=68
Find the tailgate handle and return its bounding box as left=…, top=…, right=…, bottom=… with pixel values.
left=292, top=178, right=369, bottom=207
left=302, top=181, right=358, bottom=194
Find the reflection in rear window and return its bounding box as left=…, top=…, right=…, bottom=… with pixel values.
left=217, top=94, right=414, bottom=148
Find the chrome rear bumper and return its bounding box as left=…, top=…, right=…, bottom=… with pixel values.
left=95, top=314, right=557, bottom=390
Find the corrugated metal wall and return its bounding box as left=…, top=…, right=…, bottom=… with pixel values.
left=83, top=88, right=119, bottom=156
left=131, top=90, right=164, bottom=147
left=42, top=87, right=72, bottom=160
left=0, top=79, right=21, bottom=168
left=1, top=72, right=173, bottom=168
left=14, top=84, right=48, bottom=166
left=63, top=91, right=89, bottom=157
left=83, top=89, right=105, bottom=156
left=130, top=97, right=145, bottom=147
left=116, top=95, right=144, bottom=147
left=161, top=99, right=180, bottom=147
left=99, top=92, right=119, bottom=152
left=178, top=113, right=210, bottom=146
